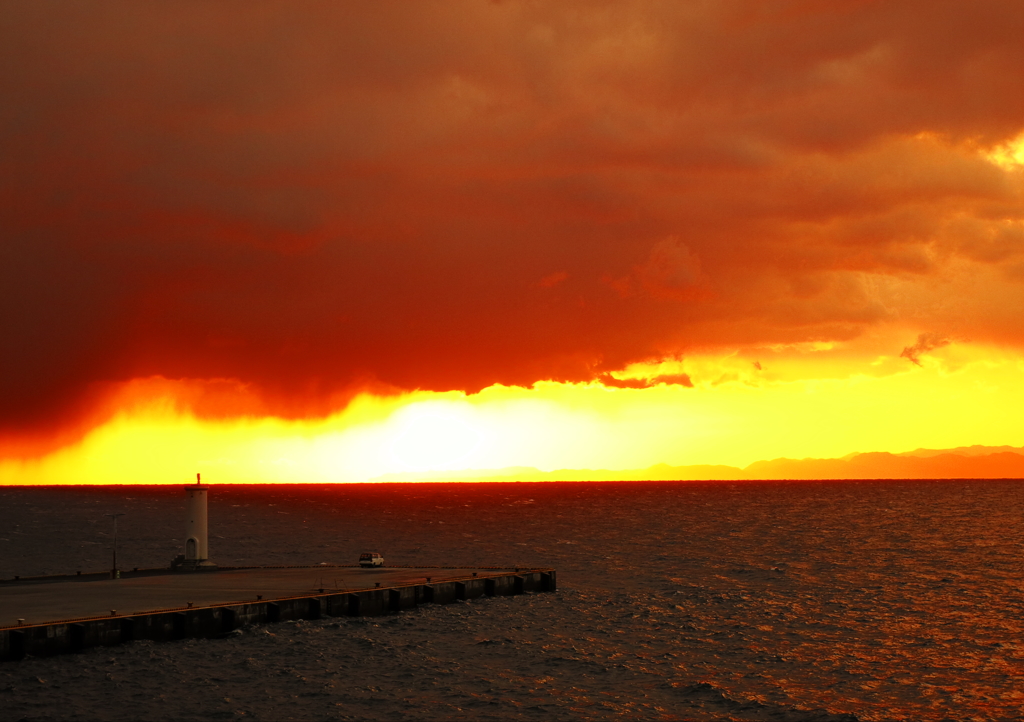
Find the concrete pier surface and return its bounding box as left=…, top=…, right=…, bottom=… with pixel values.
left=0, top=565, right=539, bottom=627
left=0, top=565, right=556, bottom=661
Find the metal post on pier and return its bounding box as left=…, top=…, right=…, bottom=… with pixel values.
left=105, top=512, right=125, bottom=579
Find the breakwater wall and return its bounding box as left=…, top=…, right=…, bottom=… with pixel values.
left=0, top=568, right=556, bottom=662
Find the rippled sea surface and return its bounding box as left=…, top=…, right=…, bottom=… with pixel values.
left=2, top=480, right=1024, bottom=721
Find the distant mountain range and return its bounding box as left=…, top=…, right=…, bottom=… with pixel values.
left=371, top=445, right=1024, bottom=482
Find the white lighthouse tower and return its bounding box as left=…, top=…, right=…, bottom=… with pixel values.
left=181, top=473, right=215, bottom=569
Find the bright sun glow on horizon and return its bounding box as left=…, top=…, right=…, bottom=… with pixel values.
left=385, top=403, right=487, bottom=470
left=2, top=339, right=1024, bottom=485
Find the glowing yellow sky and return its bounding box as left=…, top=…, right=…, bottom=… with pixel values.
left=986, top=133, right=1024, bottom=170
left=3, top=335, right=1022, bottom=485
left=7, top=5, right=1024, bottom=486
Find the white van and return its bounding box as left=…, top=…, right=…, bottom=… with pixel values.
left=359, top=552, right=384, bottom=568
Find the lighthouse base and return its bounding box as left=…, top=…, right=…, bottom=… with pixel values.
left=170, top=555, right=218, bottom=572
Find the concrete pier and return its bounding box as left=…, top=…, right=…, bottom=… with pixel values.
left=0, top=565, right=556, bottom=661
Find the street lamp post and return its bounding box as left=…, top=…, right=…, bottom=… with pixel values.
left=105, top=513, right=125, bottom=578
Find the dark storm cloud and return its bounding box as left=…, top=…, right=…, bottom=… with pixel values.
left=900, top=333, right=953, bottom=366
left=3, top=1, right=1024, bottom=439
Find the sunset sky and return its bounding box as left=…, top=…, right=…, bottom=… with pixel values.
left=3, top=1, right=1024, bottom=484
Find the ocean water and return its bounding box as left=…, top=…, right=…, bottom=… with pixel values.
left=2, top=479, right=1024, bottom=721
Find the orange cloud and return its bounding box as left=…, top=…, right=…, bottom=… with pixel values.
left=537, top=271, right=569, bottom=288
left=2, top=1, right=1024, bottom=453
